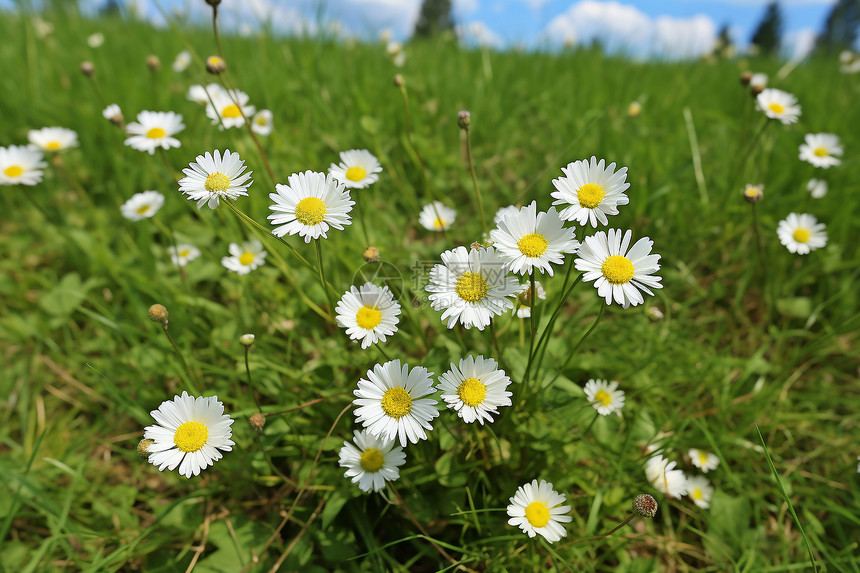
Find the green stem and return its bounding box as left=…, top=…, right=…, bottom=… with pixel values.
left=223, top=200, right=314, bottom=270
left=162, top=327, right=201, bottom=395
left=244, top=347, right=261, bottom=412
left=541, top=302, right=606, bottom=391
left=464, top=128, right=488, bottom=232
left=315, top=238, right=337, bottom=317
left=523, top=271, right=537, bottom=384
left=534, top=272, right=583, bottom=383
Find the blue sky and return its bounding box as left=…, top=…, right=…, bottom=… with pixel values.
left=6, top=0, right=839, bottom=59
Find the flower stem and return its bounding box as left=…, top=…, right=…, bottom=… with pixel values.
left=464, top=128, right=488, bottom=232
left=315, top=238, right=337, bottom=317
left=543, top=303, right=606, bottom=390
left=161, top=326, right=201, bottom=395
left=523, top=271, right=537, bottom=384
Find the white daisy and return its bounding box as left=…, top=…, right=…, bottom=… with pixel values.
left=178, top=149, right=253, bottom=210
left=222, top=239, right=267, bottom=275
left=514, top=280, right=546, bottom=318
left=353, top=359, right=439, bottom=447
left=686, top=475, right=714, bottom=509
left=506, top=479, right=572, bottom=543
left=267, top=170, right=354, bottom=243
left=436, top=355, right=512, bottom=425
left=338, top=429, right=406, bottom=493
left=335, top=282, right=401, bottom=349
left=172, top=50, right=192, bottom=72
left=328, top=149, right=383, bottom=189
left=102, top=103, right=122, bottom=123
left=551, top=156, right=631, bottom=228
left=121, top=190, right=165, bottom=221
left=251, top=109, right=273, bottom=136
left=755, top=89, right=801, bottom=125
left=645, top=455, right=688, bottom=498
left=27, top=126, right=78, bottom=151
left=205, top=88, right=256, bottom=130
left=418, top=201, right=457, bottom=231
left=168, top=244, right=201, bottom=267
left=490, top=201, right=579, bottom=277
left=575, top=229, right=662, bottom=309
left=493, top=205, right=519, bottom=226
left=689, top=449, right=720, bottom=473
left=0, top=145, right=46, bottom=186
left=743, top=183, right=764, bottom=203
left=425, top=245, right=521, bottom=331
left=799, top=133, right=843, bottom=168
left=87, top=32, right=104, bottom=48
left=187, top=83, right=224, bottom=105
left=807, top=178, right=828, bottom=199
left=124, top=110, right=184, bottom=155
left=777, top=213, right=827, bottom=255
left=143, top=391, right=235, bottom=479
left=583, top=379, right=625, bottom=416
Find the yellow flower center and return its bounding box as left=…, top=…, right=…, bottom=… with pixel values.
left=768, top=102, right=784, bottom=115
left=204, top=172, right=230, bottom=193
left=45, top=141, right=62, bottom=150
left=517, top=233, right=549, bottom=258
left=457, top=377, right=487, bottom=407
left=594, top=389, right=613, bottom=407
left=146, top=127, right=166, bottom=139
left=345, top=166, right=367, bottom=182
left=744, top=187, right=760, bottom=198
left=792, top=228, right=811, bottom=243
left=136, top=205, right=151, bottom=215
left=813, top=147, right=828, bottom=157
left=692, top=487, right=703, bottom=500
left=295, top=197, right=327, bottom=226
left=433, top=217, right=446, bottom=229
left=356, top=305, right=382, bottom=330
left=698, top=452, right=709, bottom=466
left=239, top=251, right=255, bottom=266
left=381, top=387, right=412, bottom=419
left=359, top=447, right=385, bottom=472
left=455, top=272, right=488, bottom=303
left=524, top=501, right=550, bottom=528
left=221, top=104, right=241, bottom=119
left=255, top=116, right=267, bottom=125
left=179, top=249, right=190, bottom=258
left=577, top=183, right=606, bottom=209
left=173, top=421, right=208, bottom=453
left=601, top=255, right=635, bottom=284
left=3, top=165, right=24, bottom=178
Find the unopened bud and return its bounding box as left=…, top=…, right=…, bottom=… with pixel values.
left=146, top=55, right=160, bottom=71
left=743, top=184, right=764, bottom=204
left=80, top=61, right=94, bottom=77
left=750, top=84, right=765, bottom=96
left=740, top=70, right=752, bottom=86
left=148, top=304, right=169, bottom=325
left=457, top=110, right=471, bottom=130
left=393, top=74, right=404, bottom=87
left=627, top=101, right=642, bottom=118
left=363, top=246, right=380, bottom=263
left=206, top=55, right=227, bottom=75
left=239, top=333, right=255, bottom=347
left=646, top=306, right=664, bottom=322
left=633, top=493, right=658, bottom=518
left=205, top=0, right=222, bottom=6
left=250, top=412, right=266, bottom=432
left=137, top=438, right=154, bottom=458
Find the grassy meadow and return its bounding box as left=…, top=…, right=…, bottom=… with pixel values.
left=1, top=3, right=859, bottom=572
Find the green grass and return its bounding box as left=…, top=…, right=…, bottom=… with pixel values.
left=1, top=4, right=859, bottom=572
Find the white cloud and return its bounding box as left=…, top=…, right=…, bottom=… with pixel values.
left=460, top=21, right=504, bottom=48
left=543, top=1, right=717, bottom=59
left=708, top=0, right=835, bottom=5
left=454, top=0, right=480, bottom=15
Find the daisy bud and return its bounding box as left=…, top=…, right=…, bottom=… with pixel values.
left=740, top=70, right=752, bottom=86
left=393, top=74, right=404, bottom=87
left=206, top=55, right=227, bottom=75
left=148, top=304, right=169, bottom=326
left=469, top=241, right=484, bottom=251
left=633, top=493, right=658, bottom=518
left=363, top=246, right=380, bottom=263
left=751, top=84, right=765, bottom=96
left=249, top=412, right=266, bottom=432
left=646, top=306, right=664, bottom=321
left=80, top=61, right=94, bottom=77
left=137, top=438, right=154, bottom=458
left=205, top=0, right=221, bottom=6
left=239, top=333, right=255, bottom=347
left=627, top=101, right=642, bottom=118
left=457, top=110, right=471, bottom=130
left=743, top=184, right=764, bottom=204
left=146, top=55, right=160, bottom=71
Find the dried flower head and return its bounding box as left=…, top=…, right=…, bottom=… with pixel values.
left=633, top=493, right=658, bottom=518
left=148, top=304, right=168, bottom=325
left=249, top=412, right=266, bottom=432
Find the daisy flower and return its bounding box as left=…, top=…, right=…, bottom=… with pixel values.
left=0, top=145, right=46, bottom=186
left=168, top=244, right=201, bottom=267
left=124, top=110, right=184, bottom=155
left=251, top=109, right=273, bottom=136
left=489, top=201, right=579, bottom=276
left=418, top=201, right=457, bottom=231
left=172, top=50, right=191, bottom=72
left=686, top=476, right=714, bottom=509
left=583, top=379, right=625, bottom=416
left=743, top=183, right=764, bottom=203
left=514, top=280, right=546, bottom=318
left=222, top=239, right=267, bottom=275
left=353, top=359, right=439, bottom=447
left=178, top=149, right=253, bottom=210
left=335, top=282, right=401, bottom=349
left=143, top=391, right=235, bottom=479
left=645, top=455, right=687, bottom=498
left=799, top=133, right=843, bottom=168
left=755, top=89, right=801, bottom=125
left=575, top=229, right=662, bottom=309
left=493, top=205, right=519, bottom=226
left=28, top=127, right=78, bottom=151
left=267, top=170, right=354, bottom=243
left=777, top=213, right=827, bottom=255
left=506, top=479, right=572, bottom=543
left=689, top=449, right=719, bottom=473
left=187, top=83, right=224, bottom=105
left=205, top=88, right=256, bottom=130
left=121, top=190, right=164, bottom=221
left=328, top=149, right=383, bottom=189
left=436, top=355, right=512, bottom=424
left=425, top=246, right=520, bottom=331
left=338, top=429, right=406, bottom=493
left=102, top=104, right=122, bottom=123
left=807, top=178, right=827, bottom=199
left=551, top=156, right=631, bottom=228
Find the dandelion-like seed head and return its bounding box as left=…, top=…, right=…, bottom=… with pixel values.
left=633, top=493, right=658, bottom=518
left=249, top=412, right=266, bottom=432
